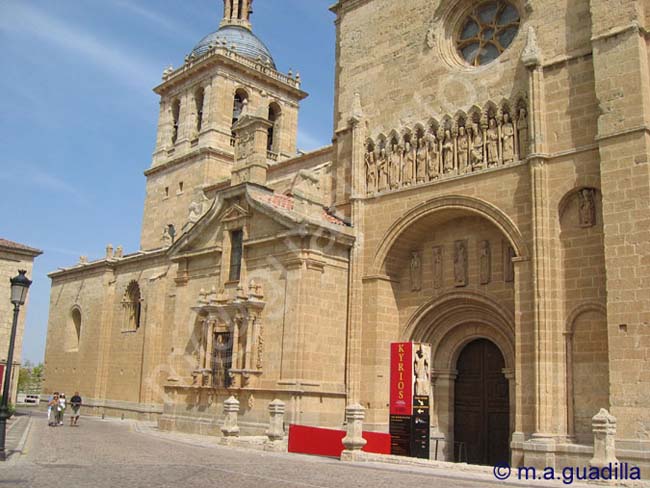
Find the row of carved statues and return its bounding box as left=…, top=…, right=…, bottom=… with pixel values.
left=366, top=105, right=529, bottom=195
left=409, top=240, right=517, bottom=292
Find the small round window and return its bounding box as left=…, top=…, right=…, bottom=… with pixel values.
left=457, top=1, right=520, bottom=66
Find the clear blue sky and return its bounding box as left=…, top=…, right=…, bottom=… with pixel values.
left=0, top=0, right=335, bottom=364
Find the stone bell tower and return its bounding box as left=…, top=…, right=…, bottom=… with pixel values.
left=139, top=0, right=308, bottom=251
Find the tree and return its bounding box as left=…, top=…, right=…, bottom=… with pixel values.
left=18, top=367, right=32, bottom=392
left=16, top=361, right=44, bottom=394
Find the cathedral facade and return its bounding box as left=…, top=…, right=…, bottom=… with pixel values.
left=44, top=0, right=650, bottom=471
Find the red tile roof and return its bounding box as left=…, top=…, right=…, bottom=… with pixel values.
left=258, top=193, right=295, bottom=211
left=322, top=210, right=347, bottom=226
left=0, top=238, right=43, bottom=255
left=255, top=190, right=348, bottom=227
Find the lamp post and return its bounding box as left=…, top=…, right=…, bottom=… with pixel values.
left=0, top=270, right=32, bottom=461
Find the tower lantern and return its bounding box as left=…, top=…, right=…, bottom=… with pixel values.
left=221, top=0, right=253, bottom=30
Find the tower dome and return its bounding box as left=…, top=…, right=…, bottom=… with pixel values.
left=191, top=26, right=276, bottom=68
left=190, top=0, right=276, bottom=69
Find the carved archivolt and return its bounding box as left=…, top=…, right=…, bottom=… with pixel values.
left=364, top=98, right=529, bottom=196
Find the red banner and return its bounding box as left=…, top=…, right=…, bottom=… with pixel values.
left=287, top=424, right=391, bottom=457
left=390, top=342, right=413, bottom=416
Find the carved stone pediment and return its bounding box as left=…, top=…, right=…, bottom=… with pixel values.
left=221, top=203, right=250, bottom=223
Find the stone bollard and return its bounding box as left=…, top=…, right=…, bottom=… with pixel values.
left=265, top=399, right=286, bottom=442
left=221, top=396, right=240, bottom=437
left=342, top=403, right=367, bottom=451
left=590, top=408, right=618, bottom=468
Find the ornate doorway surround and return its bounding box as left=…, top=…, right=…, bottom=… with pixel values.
left=405, top=291, right=515, bottom=463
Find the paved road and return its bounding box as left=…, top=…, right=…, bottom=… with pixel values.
left=0, top=412, right=540, bottom=488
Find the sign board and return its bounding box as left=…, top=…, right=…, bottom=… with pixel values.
left=389, top=342, right=431, bottom=459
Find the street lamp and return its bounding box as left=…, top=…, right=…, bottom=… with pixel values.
left=0, top=270, right=32, bottom=461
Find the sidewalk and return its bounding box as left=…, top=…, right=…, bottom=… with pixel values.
left=130, top=420, right=605, bottom=488
left=3, top=412, right=33, bottom=463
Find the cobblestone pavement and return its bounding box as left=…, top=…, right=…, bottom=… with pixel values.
left=0, top=412, right=563, bottom=488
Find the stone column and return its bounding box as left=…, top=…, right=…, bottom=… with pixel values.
left=434, top=370, right=457, bottom=461
left=204, top=321, right=214, bottom=371
left=265, top=399, right=286, bottom=442
left=244, top=316, right=254, bottom=370
left=590, top=409, right=618, bottom=468
left=342, top=404, right=367, bottom=451
left=221, top=396, right=240, bottom=437
left=346, top=102, right=365, bottom=405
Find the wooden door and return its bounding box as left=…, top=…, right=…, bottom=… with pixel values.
left=211, top=332, right=233, bottom=388
left=454, top=339, right=510, bottom=465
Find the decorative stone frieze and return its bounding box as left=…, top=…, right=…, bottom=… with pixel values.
left=364, top=98, right=529, bottom=196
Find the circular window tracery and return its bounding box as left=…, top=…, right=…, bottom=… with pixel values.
left=457, top=1, right=520, bottom=66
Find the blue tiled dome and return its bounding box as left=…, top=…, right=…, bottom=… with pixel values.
left=191, top=25, right=276, bottom=69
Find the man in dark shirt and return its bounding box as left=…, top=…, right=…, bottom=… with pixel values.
left=70, top=392, right=82, bottom=426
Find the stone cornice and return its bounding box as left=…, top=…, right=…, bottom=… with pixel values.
left=0, top=245, right=42, bottom=259
left=49, top=249, right=168, bottom=280
left=591, top=22, right=649, bottom=44
left=170, top=245, right=223, bottom=262
left=144, top=147, right=234, bottom=177
left=155, top=48, right=307, bottom=101
left=329, top=0, right=374, bottom=17
left=595, top=125, right=650, bottom=144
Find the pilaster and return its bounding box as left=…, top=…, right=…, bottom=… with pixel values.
left=590, top=0, right=650, bottom=441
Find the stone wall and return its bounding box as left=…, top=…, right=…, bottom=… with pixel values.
left=0, top=246, right=39, bottom=403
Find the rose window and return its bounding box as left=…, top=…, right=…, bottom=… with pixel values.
left=457, top=1, right=521, bottom=66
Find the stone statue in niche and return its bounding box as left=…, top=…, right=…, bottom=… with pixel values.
left=486, top=118, right=500, bottom=167
left=413, top=344, right=430, bottom=396
left=579, top=188, right=596, bottom=227
left=416, top=136, right=427, bottom=183
left=470, top=123, right=485, bottom=171
left=365, top=148, right=377, bottom=194
left=501, top=113, right=515, bottom=163
left=504, top=243, right=516, bottom=283
left=161, top=226, right=172, bottom=247
left=454, top=240, right=468, bottom=287
left=442, top=130, right=455, bottom=174
left=410, top=251, right=422, bottom=292
left=479, top=240, right=491, bottom=285
left=517, top=107, right=529, bottom=159
left=377, top=147, right=388, bottom=191
left=432, top=246, right=443, bottom=289
left=403, top=141, right=416, bottom=186
left=457, top=126, right=469, bottom=174
left=389, top=142, right=402, bottom=189
left=426, top=133, right=440, bottom=180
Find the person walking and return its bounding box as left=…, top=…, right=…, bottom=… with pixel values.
left=58, top=393, right=66, bottom=426
left=48, top=393, right=59, bottom=427
left=70, top=392, right=82, bottom=426
left=46, top=393, right=54, bottom=425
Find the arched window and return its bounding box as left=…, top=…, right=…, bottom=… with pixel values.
left=267, top=102, right=281, bottom=152
left=123, top=281, right=142, bottom=331
left=194, top=87, right=205, bottom=133
left=66, top=307, right=82, bottom=352
left=171, top=99, right=181, bottom=144
left=232, top=89, right=248, bottom=128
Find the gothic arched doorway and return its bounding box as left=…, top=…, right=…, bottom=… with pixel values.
left=454, top=339, right=509, bottom=465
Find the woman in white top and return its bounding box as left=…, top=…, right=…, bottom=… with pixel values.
left=58, top=394, right=66, bottom=426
